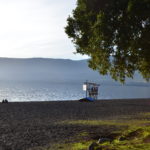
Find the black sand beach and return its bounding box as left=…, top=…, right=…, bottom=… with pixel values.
left=0, top=99, right=150, bottom=150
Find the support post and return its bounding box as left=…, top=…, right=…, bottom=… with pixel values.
left=86, top=80, right=88, bottom=98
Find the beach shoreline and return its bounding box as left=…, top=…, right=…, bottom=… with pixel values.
left=0, top=98, right=150, bottom=150
left=1, top=98, right=150, bottom=103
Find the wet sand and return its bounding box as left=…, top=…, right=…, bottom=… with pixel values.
left=0, top=99, right=150, bottom=150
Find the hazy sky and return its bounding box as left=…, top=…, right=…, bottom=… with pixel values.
left=0, top=0, right=88, bottom=60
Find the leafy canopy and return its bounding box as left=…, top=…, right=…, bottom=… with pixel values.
left=65, top=0, right=150, bottom=82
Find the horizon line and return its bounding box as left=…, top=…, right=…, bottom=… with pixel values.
left=0, top=56, right=89, bottom=61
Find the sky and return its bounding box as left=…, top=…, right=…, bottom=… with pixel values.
left=0, top=0, right=88, bottom=60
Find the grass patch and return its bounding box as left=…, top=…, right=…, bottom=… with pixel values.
left=60, top=112, right=150, bottom=127
left=55, top=117, right=150, bottom=150
left=46, top=125, right=150, bottom=150
left=46, top=141, right=93, bottom=150
left=60, top=119, right=126, bottom=126
left=38, top=113, right=150, bottom=150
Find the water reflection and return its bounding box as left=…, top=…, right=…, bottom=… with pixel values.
left=0, top=81, right=149, bottom=102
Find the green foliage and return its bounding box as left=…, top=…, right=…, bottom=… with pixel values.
left=65, top=0, right=150, bottom=83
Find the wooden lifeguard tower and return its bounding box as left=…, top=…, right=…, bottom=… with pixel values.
left=83, top=80, right=100, bottom=100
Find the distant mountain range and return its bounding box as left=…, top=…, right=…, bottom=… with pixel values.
left=0, top=57, right=147, bottom=84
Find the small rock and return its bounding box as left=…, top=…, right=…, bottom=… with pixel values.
left=92, top=135, right=101, bottom=140
left=119, top=136, right=126, bottom=141
left=88, top=142, right=99, bottom=150
left=98, top=138, right=112, bottom=144
left=106, top=133, right=122, bottom=140
left=126, top=129, right=144, bottom=140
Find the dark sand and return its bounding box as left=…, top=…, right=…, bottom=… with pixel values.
left=0, top=99, right=150, bottom=150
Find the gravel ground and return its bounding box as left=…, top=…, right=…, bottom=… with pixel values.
left=0, top=99, right=150, bottom=150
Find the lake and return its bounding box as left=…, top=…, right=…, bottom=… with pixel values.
left=0, top=81, right=150, bottom=102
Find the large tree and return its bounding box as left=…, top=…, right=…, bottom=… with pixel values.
left=65, top=0, right=150, bottom=82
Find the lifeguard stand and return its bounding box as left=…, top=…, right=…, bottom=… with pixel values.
left=83, top=80, right=100, bottom=100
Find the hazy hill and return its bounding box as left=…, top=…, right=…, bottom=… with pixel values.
left=0, top=57, right=146, bottom=84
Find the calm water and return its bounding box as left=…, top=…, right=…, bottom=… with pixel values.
left=0, top=81, right=150, bottom=102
